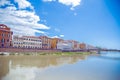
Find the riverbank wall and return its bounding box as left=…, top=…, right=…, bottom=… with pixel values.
left=0, top=48, right=61, bottom=53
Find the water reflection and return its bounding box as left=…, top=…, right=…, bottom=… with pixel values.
left=0, top=55, right=86, bottom=80
left=101, top=52, right=120, bottom=59
left=0, top=52, right=120, bottom=80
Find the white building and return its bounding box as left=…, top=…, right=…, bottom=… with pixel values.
left=66, top=40, right=80, bottom=50
left=86, top=44, right=95, bottom=49
left=13, top=35, right=42, bottom=49
left=57, top=40, right=73, bottom=50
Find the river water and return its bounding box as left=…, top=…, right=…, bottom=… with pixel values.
left=0, top=52, right=120, bottom=80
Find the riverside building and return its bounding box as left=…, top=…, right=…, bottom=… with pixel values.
left=79, top=43, right=86, bottom=50
left=13, top=36, right=42, bottom=49
left=0, top=24, right=13, bottom=48
left=51, top=38, right=63, bottom=49
left=86, top=44, right=96, bottom=49
left=67, top=40, right=80, bottom=50
left=57, top=40, right=73, bottom=50
left=39, top=36, right=51, bottom=49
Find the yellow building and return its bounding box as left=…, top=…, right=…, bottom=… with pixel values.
left=39, top=36, right=52, bottom=49
left=51, top=38, right=63, bottom=49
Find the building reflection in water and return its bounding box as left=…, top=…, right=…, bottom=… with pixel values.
left=0, top=56, right=9, bottom=79
left=0, top=53, right=120, bottom=80
left=0, top=55, right=86, bottom=80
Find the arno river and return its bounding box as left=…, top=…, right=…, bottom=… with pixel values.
left=0, top=52, right=120, bottom=80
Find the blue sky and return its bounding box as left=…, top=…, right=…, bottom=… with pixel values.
left=0, top=0, right=120, bottom=49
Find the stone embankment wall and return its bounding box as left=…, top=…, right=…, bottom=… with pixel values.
left=0, top=48, right=61, bottom=53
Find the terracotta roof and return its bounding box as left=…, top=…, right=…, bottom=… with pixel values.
left=0, top=24, right=9, bottom=28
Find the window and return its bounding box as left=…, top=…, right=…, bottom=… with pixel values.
left=1, top=39, right=5, bottom=43
left=2, top=33, right=4, bottom=37
left=8, top=34, right=10, bottom=37
left=7, top=39, right=9, bottom=42
left=1, top=44, right=4, bottom=47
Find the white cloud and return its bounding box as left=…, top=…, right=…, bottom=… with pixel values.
left=0, top=0, right=50, bottom=36
left=43, top=0, right=56, bottom=2
left=43, top=0, right=82, bottom=10
left=51, top=36, right=60, bottom=38
left=51, top=34, right=64, bottom=38
left=58, top=0, right=81, bottom=10
left=60, top=34, right=64, bottom=37
left=0, top=0, right=11, bottom=6
left=14, top=0, right=33, bottom=9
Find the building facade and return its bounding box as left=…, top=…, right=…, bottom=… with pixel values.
left=57, top=40, right=73, bottom=50
left=39, top=36, right=51, bottom=49
left=86, top=44, right=95, bottom=49
left=51, top=38, right=63, bottom=49
left=0, top=24, right=13, bottom=48
left=72, top=40, right=80, bottom=50
left=13, top=36, right=42, bottom=49
left=79, top=43, right=86, bottom=49
left=67, top=40, right=80, bottom=50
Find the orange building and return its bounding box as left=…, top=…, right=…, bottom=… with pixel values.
left=73, top=40, right=79, bottom=50
left=79, top=43, right=86, bottom=49
left=51, top=38, right=63, bottom=49
left=0, top=24, right=13, bottom=48
left=39, top=36, right=52, bottom=49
